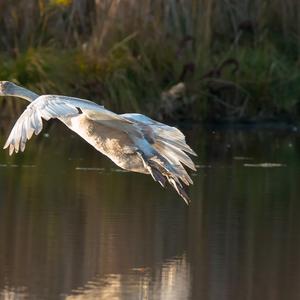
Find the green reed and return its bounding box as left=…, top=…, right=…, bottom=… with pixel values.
left=0, top=0, right=300, bottom=121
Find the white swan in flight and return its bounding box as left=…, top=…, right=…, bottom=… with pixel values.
left=0, top=81, right=196, bottom=204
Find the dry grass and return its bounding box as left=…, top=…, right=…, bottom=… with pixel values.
left=0, top=0, right=300, bottom=121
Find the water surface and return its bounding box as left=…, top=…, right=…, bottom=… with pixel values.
left=0, top=123, right=300, bottom=300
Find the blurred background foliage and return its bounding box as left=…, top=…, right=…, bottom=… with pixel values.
left=1, top=0, right=300, bottom=122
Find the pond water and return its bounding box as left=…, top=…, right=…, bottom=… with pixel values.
left=0, top=122, right=300, bottom=300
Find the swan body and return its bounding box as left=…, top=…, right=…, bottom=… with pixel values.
left=0, top=81, right=196, bottom=204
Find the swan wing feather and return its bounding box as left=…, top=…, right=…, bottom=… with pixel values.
left=3, top=95, right=134, bottom=155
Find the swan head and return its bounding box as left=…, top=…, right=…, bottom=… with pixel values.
left=0, top=81, right=18, bottom=96
left=0, top=81, right=37, bottom=102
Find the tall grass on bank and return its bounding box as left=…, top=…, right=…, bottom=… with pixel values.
left=1, top=0, right=300, bottom=121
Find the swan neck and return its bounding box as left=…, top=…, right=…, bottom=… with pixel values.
left=10, top=86, right=39, bottom=102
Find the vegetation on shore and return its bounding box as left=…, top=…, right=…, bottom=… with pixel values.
left=1, top=0, right=300, bottom=122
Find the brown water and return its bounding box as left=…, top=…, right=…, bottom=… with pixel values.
left=0, top=123, right=300, bottom=300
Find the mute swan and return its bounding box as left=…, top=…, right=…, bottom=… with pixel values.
left=0, top=81, right=196, bottom=204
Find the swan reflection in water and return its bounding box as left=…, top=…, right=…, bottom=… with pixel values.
left=65, top=256, right=190, bottom=300
left=0, top=81, right=196, bottom=204
left=0, top=256, right=190, bottom=300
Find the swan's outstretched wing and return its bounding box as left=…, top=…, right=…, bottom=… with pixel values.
left=4, top=95, right=134, bottom=155
left=122, top=113, right=196, bottom=154
left=121, top=113, right=197, bottom=187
